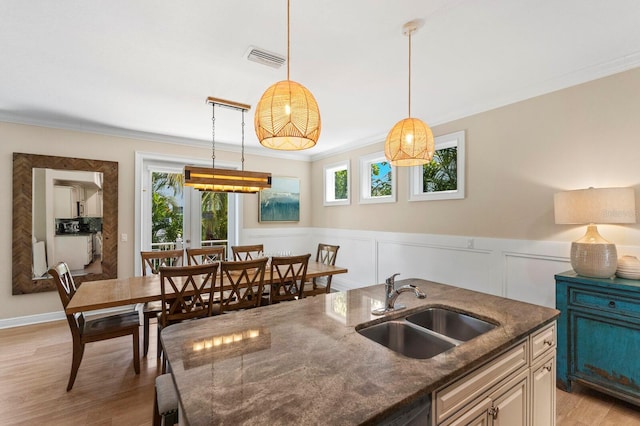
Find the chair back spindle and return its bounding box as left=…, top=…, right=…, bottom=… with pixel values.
left=186, top=246, right=226, bottom=265
left=231, top=244, right=264, bottom=261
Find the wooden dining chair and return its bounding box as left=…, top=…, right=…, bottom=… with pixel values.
left=231, top=244, right=264, bottom=261
left=157, top=262, right=218, bottom=371
left=49, top=262, right=140, bottom=391
left=216, top=257, right=268, bottom=314
left=186, top=245, right=226, bottom=265
left=140, top=249, right=184, bottom=357
left=153, top=373, right=178, bottom=426
left=269, top=253, right=311, bottom=304
left=304, top=243, right=340, bottom=297
left=159, top=263, right=219, bottom=326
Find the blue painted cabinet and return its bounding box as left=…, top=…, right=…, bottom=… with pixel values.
left=555, top=271, right=640, bottom=406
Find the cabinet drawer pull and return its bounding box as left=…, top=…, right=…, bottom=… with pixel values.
left=488, top=406, right=499, bottom=419
left=543, top=339, right=553, bottom=346
left=543, top=364, right=552, bottom=372
left=608, top=301, right=616, bottom=308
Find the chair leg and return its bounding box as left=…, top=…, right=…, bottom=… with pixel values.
left=133, top=328, right=140, bottom=374
left=143, top=312, right=150, bottom=357
left=153, top=385, right=162, bottom=426
left=157, top=322, right=163, bottom=359
left=67, top=340, right=85, bottom=391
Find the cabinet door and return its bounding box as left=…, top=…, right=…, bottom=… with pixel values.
left=442, top=397, right=491, bottom=426
left=531, top=353, right=556, bottom=426
left=85, top=188, right=102, bottom=217
left=571, top=310, right=640, bottom=399
left=54, top=186, right=75, bottom=218
left=491, top=370, right=528, bottom=426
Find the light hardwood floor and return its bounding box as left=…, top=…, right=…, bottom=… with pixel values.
left=1, top=319, right=639, bottom=425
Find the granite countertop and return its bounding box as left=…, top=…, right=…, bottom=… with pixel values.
left=161, top=278, right=559, bottom=425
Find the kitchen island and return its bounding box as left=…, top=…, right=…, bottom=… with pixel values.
left=161, top=278, right=559, bottom=425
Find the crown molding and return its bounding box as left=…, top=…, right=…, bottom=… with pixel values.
left=0, top=112, right=313, bottom=162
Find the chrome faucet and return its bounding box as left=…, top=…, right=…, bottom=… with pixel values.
left=372, top=273, right=426, bottom=315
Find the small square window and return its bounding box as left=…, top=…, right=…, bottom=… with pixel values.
left=409, top=130, right=465, bottom=201
left=323, top=160, right=350, bottom=206
left=359, top=152, right=396, bottom=204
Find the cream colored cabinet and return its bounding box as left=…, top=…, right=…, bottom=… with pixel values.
left=85, top=188, right=102, bottom=217
left=492, top=370, right=528, bottom=425
left=54, top=235, right=92, bottom=270
left=434, top=321, right=556, bottom=426
left=54, top=185, right=78, bottom=218
left=531, top=354, right=555, bottom=426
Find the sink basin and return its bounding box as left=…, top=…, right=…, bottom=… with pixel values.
left=405, top=308, right=496, bottom=342
left=357, top=307, right=497, bottom=359
left=357, top=320, right=456, bottom=359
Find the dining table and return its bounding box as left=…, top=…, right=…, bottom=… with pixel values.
left=64, top=261, right=348, bottom=314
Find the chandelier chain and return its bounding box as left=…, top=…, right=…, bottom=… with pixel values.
left=211, top=102, right=216, bottom=169
left=241, top=109, right=246, bottom=172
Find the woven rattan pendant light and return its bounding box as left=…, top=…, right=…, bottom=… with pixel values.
left=384, top=20, right=435, bottom=167
left=254, top=0, right=321, bottom=151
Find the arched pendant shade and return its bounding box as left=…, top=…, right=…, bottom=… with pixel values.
left=255, top=0, right=321, bottom=151
left=254, top=79, right=321, bottom=150
left=385, top=20, right=434, bottom=167
left=385, top=117, right=434, bottom=167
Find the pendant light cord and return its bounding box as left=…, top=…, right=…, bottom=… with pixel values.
left=211, top=102, right=216, bottom=169
left=287, top=0, right=290, bottom=81
left=408, top=29, right=412, bottom=118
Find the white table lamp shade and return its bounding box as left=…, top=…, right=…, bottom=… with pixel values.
left=554, top=187, right=636, bottom=225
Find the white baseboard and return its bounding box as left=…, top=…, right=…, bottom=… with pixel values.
left=0, top=311, right=66, bottom=329
left=0, top=306, right=137, bottom=329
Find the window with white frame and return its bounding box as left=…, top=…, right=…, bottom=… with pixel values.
left=359, top=152, right=396, bottom=204
left=323, top=160, right=350, bottom=206
left=409, top=130, right=465, bottom=201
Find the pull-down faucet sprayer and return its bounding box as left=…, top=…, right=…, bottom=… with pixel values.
left=372, top=273, right=426, bottom=315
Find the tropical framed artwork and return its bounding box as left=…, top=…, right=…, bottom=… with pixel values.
left=409, top=130, right=465, bottom=201
left=259, top=176, right=300, bottom=222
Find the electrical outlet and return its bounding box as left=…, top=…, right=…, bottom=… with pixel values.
left=121, top=233, right=128, bottom=242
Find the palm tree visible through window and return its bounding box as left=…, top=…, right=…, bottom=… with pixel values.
left=370, top=161, right=392, bottom=197
left=422, top=147, right=457, bottom=192
left=151, top=172, right=227, bottom=247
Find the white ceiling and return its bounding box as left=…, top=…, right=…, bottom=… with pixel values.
left=1, top=0, right=640, bottom=160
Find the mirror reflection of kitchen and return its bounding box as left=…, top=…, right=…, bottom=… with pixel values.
left=32, top=168, right=103, bottom=279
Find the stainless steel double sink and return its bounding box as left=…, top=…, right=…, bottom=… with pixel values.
left=356, top=307, right=497, bottom=359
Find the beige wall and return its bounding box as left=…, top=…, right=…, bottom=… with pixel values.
left=4, top=67, right=640, bottom=322
left=0, top=122, right=309, bottom=320
left=311, top=67, right=640, bottom=246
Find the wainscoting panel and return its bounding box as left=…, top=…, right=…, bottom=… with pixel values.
left=503, top=253, right=570, bottom=308
left=376, top=240, right=497, bottom=296
left=9, top=226, right=636, bottom=328
left=309, top=228, right=580, bottom=309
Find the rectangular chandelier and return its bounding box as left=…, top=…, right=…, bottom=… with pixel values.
left=184, top=165, right=271, bottom=193
left=184, top=96, right=272, bottom=194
